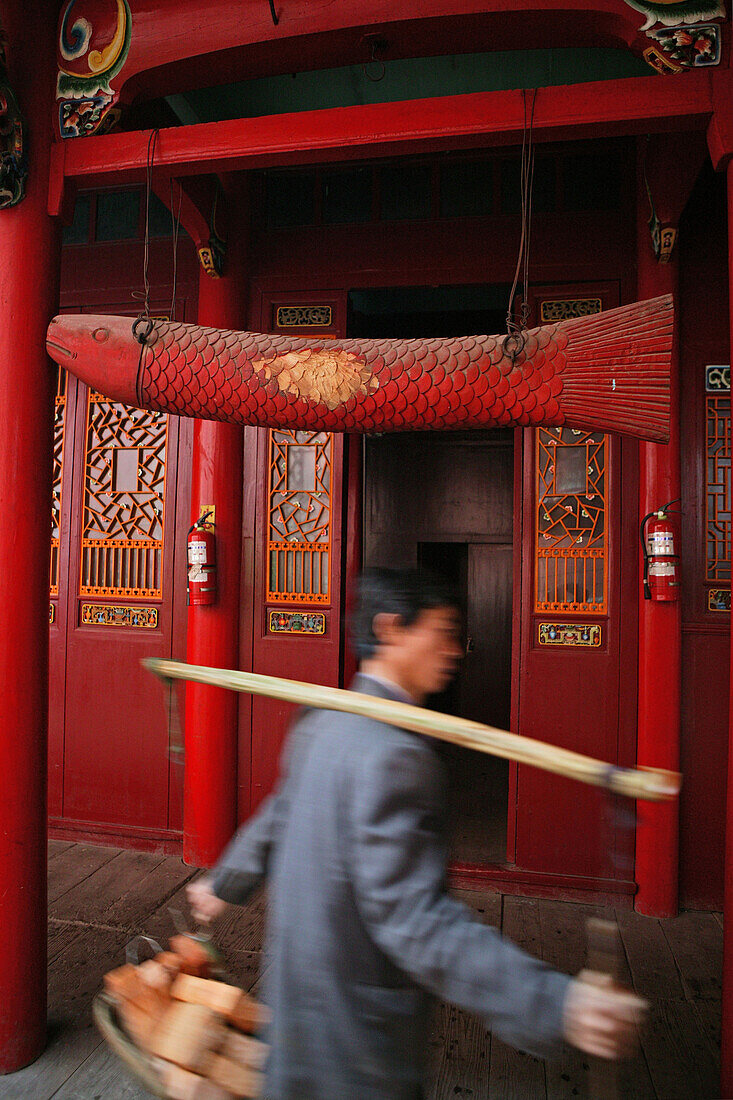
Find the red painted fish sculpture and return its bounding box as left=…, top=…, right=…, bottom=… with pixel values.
left=46, top=295, right=673, bottom=441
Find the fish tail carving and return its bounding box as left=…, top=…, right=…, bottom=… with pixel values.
left=558, top=294, right=673, bottom=441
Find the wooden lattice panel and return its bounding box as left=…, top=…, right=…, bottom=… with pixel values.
left=535, top=427, right=608, bottom=614
left=50, top=369, right=67, bottom=596
left=80, top=394, right=168, bottom=599
left=267, top=430, right=332, bottom=604
left=706, top=365, right=731, bottom=584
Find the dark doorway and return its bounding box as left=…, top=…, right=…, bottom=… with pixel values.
left=353, top=285, right=513, bottom=867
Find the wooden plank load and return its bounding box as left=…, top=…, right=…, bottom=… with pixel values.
left=99, top=937, right=269, bottom=1098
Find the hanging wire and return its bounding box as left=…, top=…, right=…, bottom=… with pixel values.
left=169, top=177, right=183, bottom=321
left=504, top=89, right=537, bottom=361
left=132, top=128, right=160, bottom=344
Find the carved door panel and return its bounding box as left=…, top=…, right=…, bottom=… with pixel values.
left=50, top=304, right=191, bottom=840
left=246, top=292, right=348, bottom=815
left=514, top=283, right=639, bottom=889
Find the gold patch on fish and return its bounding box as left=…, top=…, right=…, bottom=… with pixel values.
left=253, top=348, right=375, bottom=410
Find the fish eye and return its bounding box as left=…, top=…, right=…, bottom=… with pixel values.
left=92, top=327, right=109, bottom=343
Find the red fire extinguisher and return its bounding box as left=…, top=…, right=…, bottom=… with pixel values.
left=187, top=510, right=217, bottom=606
left=640, top=499, right=681, bottom=601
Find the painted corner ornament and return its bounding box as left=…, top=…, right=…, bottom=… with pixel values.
left=56, top=0, right=132, bottom=139
left=623, top=0, right=725, bottom=31
left=0, top=29, right=27, bottom=208
left=644, top=21, right=721, bottom=69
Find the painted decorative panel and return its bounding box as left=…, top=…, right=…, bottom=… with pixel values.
left=706, top=365, right=731, bottom=584
left=80, top=393, right=168, bottom=599
left=267, top=430, right=332, bottom=604
left=268, top=610, right=326, bottom=635
left=80, top=603, right=159, bottom=628
left=50, top=369, right=67, bottom=596
left=538, top=622, right=602, bottom=647
left=539, top=298, right=602, bottom=322
left=535, top=427, right=608, bottom=614
left=275, top=305, right=333, bottom=328
left=708, top=589, right=731, bottom=612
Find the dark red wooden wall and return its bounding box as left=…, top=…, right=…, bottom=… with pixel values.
left=678, top=164, right=730, bottom=911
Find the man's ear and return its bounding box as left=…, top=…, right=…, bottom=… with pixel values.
left=372, top=612, right=403, bottom=647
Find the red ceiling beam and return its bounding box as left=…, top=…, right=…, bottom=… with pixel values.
left=49, top=71, right=713, bottom=212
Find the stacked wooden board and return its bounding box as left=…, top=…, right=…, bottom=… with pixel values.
left=102, top=935, right=268, bottom=1099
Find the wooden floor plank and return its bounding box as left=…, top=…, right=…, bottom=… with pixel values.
left=50, top=849, right=165, bottom=924
left=491, top=895, right=547, bottom=1100
left=0, top=845, right=719, bottom=1099
left=1, top=925, right=129, bottom=1100
left=47, top=843, right=120, bottom=904
left=47, top=919, right=86, bottom=966
left=616, top=908, right=685, bottom=1001
left=451, top=887, right=502, bottom=927
left=205, top=886, right=268, bottom=955
left=660, top=911, right=723, bottom=1003
left=641, top=996, right=720, bottom=1100
left=48, top=839, right=75, bottom=860
left=102, top=853, right=196, bottom=930
left=538, top=899, right=630, bottom=1100
left=139, top=866, right=207, bottom=945
left=49, top=1041, right=152, bottom=1100
left=427, top=1000, right=492, bottom=1100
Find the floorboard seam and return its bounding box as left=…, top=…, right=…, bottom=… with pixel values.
left=45, top=1036, right=105, bottom=1100
left=48, top=916, right=148, bottom=936
left=49, top=848, right=123, bottom=904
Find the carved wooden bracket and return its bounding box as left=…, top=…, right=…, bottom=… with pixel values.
left=0, top=27, right=27, bottom=208
left=151, top=175, right=227, bottom=278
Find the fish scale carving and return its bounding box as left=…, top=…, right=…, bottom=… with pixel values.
left=45, top=295, right=674, bottom=443
left=140, top=319, right=571, bottom=432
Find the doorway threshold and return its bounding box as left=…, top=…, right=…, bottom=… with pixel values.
left=448, top=862, right=637, bottom=908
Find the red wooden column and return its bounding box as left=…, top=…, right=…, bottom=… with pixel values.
left=634, top=138, right=682, bottom=918
left=183, top=210, right=244, bottom=867
left=0, top=0, right=60, bottom=1072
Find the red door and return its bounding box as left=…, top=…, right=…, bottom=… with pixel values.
left=513, top=283, right=639, bottom=896
left=49, top=302, right=192, bottom=846
left=243, top=292, right=349, bottom=814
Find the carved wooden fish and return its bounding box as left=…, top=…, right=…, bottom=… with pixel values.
left=46, top=295, right=673, bottom=441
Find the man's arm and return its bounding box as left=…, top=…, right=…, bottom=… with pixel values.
left=350, top=738, right=643, bottom=1059
left=188, top=710, right=312, bottom=919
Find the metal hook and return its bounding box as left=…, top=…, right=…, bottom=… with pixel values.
left=362, top=35, right=387, bottom=83
left=502, top=331, right=526, bottom=365
left=132, top=316, right=155, bottom=346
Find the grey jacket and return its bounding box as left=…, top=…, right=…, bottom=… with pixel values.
left=211, top=675, right=571, bottom=1100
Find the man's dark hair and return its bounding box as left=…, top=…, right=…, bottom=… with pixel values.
left=350, top=567, right=460, bottom=661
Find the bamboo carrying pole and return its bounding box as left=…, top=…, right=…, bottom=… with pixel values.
left=145, top=659, right=680, bottom=802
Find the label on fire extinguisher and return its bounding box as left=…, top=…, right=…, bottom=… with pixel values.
left=647, top=531, right=675, bottom=555
left=188, top=540, right=207, bottom=564
left=649, top=561, right=678, bottom=580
